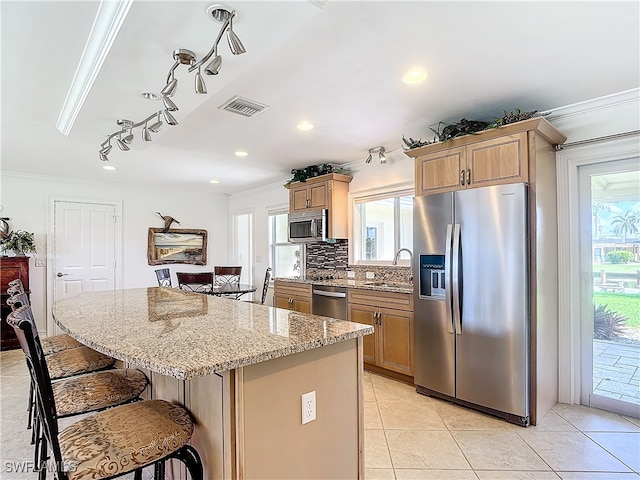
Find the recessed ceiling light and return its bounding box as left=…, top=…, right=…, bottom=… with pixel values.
left=138, top=90, right=159, bottom=100
left=235, top=151, right=248, bottom=157
left=209, top=179, right=219, bottom=184
left=402, top=69, right=427, bottom=84
left=102, top=165, right=116, bottom=171
left=296, top=121, right=315, bottom=131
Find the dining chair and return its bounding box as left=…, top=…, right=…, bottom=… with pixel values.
left=214, top=266, right=242, bottom=286
left=6, top=301, right=149, bottom=476
left=176, top=272, right=214, bottom=293
left=249, top=267, right=272, bottom=305
left=155, top=268, right=172, bottom=287
left=8, top=304, right=203, bottom=480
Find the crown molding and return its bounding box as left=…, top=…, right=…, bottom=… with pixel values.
left=543, top=88, right=639, bottom=121
left=56, top=0, right=133, bottom=137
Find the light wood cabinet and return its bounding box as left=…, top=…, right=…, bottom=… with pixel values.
left=285, top=173, right=352, bottom=239
left=408, top=118, right=564, bottom=197
left=273, top=281, right=312, bottom=314
left=348, top=289, right=414, bottom=376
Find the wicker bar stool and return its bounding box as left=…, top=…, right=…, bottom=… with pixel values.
left=8, top=305, right=203, bottom=480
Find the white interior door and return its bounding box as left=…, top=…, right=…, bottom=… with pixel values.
left=232, top=211, right=253, bottom=293
left=53, top=201, right=117, bottom=300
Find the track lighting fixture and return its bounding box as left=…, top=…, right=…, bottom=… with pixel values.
left=97, top=4, right=246, bottom=163
left=366, top=146, right=386, bottom=164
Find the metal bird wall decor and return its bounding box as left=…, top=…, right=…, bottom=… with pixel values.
left=156, top=212, right=181, bottom=232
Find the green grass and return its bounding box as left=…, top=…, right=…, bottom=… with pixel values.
left=593, top=263, right=640, bottom=274
left=593, top=292, right=640, bottom=328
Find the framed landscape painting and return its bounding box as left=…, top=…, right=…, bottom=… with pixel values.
left=147, top=228, right=207, bottom=265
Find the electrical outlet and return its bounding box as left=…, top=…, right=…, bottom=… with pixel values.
left=365, top=272, right=375, bottom=279
left=35, top=258, right=46, bottom=267
left=347, top=270, right=355, bottom=278
left=301, top=391, right=316, bottom=425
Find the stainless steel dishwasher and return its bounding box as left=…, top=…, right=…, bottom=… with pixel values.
left=312, top=285, right=348, bottom=320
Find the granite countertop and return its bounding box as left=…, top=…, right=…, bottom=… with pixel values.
left=275, top=277, right=414, bottom=295
left=53, top=287, right=373, bottom=380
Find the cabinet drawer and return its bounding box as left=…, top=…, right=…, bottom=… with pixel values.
left=273, top=281, right=311, bottom=298
left=348, top=289, right=413, bottom=311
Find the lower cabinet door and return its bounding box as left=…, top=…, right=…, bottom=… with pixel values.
left=379, top=308, right=414, bottom=376
left=274, top=294, right=291, bottom=310
left=292, top=298, right=311, bottom=314
left=348, top=304, right=377, bottom=365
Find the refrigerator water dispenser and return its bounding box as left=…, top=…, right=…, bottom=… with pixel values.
left=419, top=254, right=445, bottom=298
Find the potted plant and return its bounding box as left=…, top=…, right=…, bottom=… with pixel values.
left=1, top=230, right=36, bottom=256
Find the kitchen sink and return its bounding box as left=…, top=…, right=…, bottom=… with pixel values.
left=363, top=281, right=412, bottom=289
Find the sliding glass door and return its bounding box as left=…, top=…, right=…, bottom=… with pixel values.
left=578, top=158, right=640, bottom=417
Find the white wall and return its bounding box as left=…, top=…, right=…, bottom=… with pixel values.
left=1, top=173, right=229, bottom=333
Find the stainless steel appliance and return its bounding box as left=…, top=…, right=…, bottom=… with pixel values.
left=312, top=285, right=347, bottom=320
left=413, top=183, right=529, bottom=426
left=288, top=209, right=327, bottom=243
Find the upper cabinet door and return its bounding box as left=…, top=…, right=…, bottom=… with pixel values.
left=415, top=146, right=466, bottom=196
left=468, top=132, right=528, bottom=187
left=308, top=182, right=328, bottom=209
left=291, top=186, right=310, bottom=212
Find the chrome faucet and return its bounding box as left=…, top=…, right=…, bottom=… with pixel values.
left=392, top=248, right=414, bottom=283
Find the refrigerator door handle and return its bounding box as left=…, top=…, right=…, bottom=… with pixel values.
left=452, top=223, right=462, bottom=335
left=444, top=223, right=454, bottom=334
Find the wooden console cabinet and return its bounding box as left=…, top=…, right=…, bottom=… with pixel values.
left=1, top=256, right=30, bottom=350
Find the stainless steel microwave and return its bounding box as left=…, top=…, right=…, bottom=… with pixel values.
left=288, top=209, right=327, bottom=243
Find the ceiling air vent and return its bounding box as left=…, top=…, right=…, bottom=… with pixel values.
left=218, top=96, right=269, bottom=118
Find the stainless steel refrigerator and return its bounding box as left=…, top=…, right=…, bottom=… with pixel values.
left=413, top=183, right=530, bottom=426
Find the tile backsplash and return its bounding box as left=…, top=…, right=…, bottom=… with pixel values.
left=306, top=240, right=348, bottom=270
left=305, top=240, right=412, bottom=284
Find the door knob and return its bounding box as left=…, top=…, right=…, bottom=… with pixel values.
left=56, top=272, right=69, bottom=277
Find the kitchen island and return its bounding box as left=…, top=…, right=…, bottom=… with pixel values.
left=53, top=287, right=373, bottom=479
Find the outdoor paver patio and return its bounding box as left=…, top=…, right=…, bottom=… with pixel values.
left=594, top=338, right=640, bottom=405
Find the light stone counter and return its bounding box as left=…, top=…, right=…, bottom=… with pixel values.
left=275, top=276, right=414, bottom=294
left=53, top=287, right=373, bottom=380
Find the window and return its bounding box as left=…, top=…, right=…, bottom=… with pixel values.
left=353, top=191, right=413, bottom=263
left=268, top=210, right=304, bottom=278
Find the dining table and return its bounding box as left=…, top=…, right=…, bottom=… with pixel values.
left=207, top=283, right=256, bottom=300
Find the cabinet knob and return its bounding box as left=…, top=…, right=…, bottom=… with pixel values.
left=460, top=170, right=465, bottom=186
left=466, top=169, right=471, bottom=185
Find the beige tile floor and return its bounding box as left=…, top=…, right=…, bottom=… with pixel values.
left=363, top=371, right=640, bottom=480
left=2, top=349, right=639, bottom=479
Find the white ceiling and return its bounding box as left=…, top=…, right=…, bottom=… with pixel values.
left=2, top=1, right=639, bottom=195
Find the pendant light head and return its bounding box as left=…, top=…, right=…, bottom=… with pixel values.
left=161, top=77, right=178, bottom=97
left=100, top=143, right=112, bottom=155
left=99, top=151, right=109, bottom=162
left=379, top=147, right=386, bottom=163
left=163, top=109, right=179, bottom=126
left=162, top=95, right=178, bottom=112
left=142, top=123, right=152, bottom=142
left=122, top=130, right=134, bottom=144
left=195, top=67, right=207, bottom=94
left=226, top=12, right=246, bottom=55
left=149, top=121, right=162, bottom=133
left=204, top=51, right=222, bottom=75
left=116, top=134, right=130, bottom=151
left=365, top=153, right=372, bottom=164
